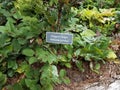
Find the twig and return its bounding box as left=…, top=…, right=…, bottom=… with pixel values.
left=57, top=0, right=64, bottom=32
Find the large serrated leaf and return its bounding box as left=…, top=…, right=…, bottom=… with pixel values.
left=36, top=48, right=57, bottom=64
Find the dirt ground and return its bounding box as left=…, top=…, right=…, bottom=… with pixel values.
left=54, top=61, right=120, bottom=90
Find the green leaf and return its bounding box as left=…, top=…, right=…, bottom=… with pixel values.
left=90, top=62, right=100, bottom=74
left=22, top=48, right=34, bottom=56
left=25, top=79, right=37, bottom=88
left=6, top=19, right=16, bottom=35
left=1, top=44, right=12, bottom=58
left=59, top=69, right=66, bottom=77
left=25, top=68, right=39, bottom=80
left=16, top=61, right=30, bottom=73
left=0, top=72, right=7, bottom=87
left=7, top=69, right=15, bottom=77
left=30, top=84, right=41, bottom=90
left=13, top=10, right=22, bottom=19
left=28, top=57, right=38, bottom=65
left=36, top=48, right=57, bottom=64
left=65, top=63, right=71, bottom=68
left=63, top=77, right=70, bottom=84
left=0, top=8, right=11, bottom=17
left=17, top=38, right=27, bottom=45
left=51, top=65, right=58, bottom=77
left=12, top=39, right=21, bottom=52
left=50, top=0, right=58, bottom=6
left=0, top=26, right=6, bottom=33
left=59, top=69, right=70, bottom=84
left=40, top=64, right=59, bottom=87
left=81, top=30, right=96, bottom=37
left=58, top=55, right=67, bottom=62
left=95, top=63, right=100, bottom=70
left=67, top=53, right=72, bottom=59
left=12, top=83, right=23, bottom=90
left=74, top=49, right=80, bottom=56
left=42, top=84, right=53, bottom=90
left=0, top=34, right=10, bottom=47
left=107, top=50, right=117, bottom=59
left=8, top=60, right=18, bottom=70
left=75, top=61, right=84, bottom=72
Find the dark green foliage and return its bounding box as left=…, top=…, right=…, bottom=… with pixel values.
left=0, top=0, right=119, bottom=90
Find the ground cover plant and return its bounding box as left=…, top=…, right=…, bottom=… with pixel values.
left=0, top=0, right=120, bottom=90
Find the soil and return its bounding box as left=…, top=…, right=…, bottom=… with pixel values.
left=54, top=61, right=120, bottom=90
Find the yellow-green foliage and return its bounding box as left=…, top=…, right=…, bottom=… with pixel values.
left=78, top=7, right=115, bottom=24
left=14, top=0, right=45, bottom=15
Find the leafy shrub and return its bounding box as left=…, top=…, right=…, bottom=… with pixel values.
left=0, top=0, right=118, bottom=90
